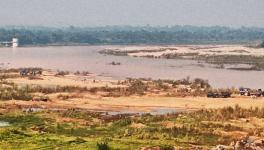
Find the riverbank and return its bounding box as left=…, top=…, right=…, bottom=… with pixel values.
left=1, top=68, right=264, bottom=114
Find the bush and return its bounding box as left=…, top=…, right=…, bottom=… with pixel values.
left=56, top=70, right=70, bottom=76
left=97, top=142, right=110, bottom=150
left=127, top=79, right=147, bottom=95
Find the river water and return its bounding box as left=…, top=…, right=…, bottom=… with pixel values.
left=0, top=45, right=263, bottom=88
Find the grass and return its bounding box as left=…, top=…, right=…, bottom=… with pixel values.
left=84, top=78, right=211, bottom=97
left=0, top=82, right=32, bottom=101
left=0, top=105, right=263, bottom=149
left=0, top=74, right=212, bottom=101
left=0, top=69, right=213, bottom=99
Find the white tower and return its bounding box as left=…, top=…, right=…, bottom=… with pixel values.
left=12, top=38, right=18, bottom=48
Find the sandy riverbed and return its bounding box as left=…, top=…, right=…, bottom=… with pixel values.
left=105, top=45, right=264, bottom=58
left=7, top=70, right=123, bottom=88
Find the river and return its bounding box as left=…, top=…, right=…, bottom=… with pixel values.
left=0, top=45, right=264, bottom=88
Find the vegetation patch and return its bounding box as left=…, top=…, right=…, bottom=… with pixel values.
left=0, top=105, right=262, bottom=149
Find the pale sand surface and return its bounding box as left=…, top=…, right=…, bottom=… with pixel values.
left=7, top=71, right=124, bottom=88
left=107, top=45, right=264, bottom=57
left=102, top=96, right=264, bottom=109
left=3, top=96, right=264, bottom=113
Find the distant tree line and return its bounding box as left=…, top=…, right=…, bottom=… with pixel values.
left=261, top=41, right=264, bottom=48
left=0, top=26, right=264, bottom=45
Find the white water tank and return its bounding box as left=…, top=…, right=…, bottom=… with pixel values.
left=12, top=38, right=18, bottom=48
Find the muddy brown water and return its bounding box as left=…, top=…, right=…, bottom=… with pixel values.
left=0, top=45, right=264, bottom=88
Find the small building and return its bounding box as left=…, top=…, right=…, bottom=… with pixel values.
left=0, top=38, right=19, bottom=48
left=12, top=38, right=19, bottom=48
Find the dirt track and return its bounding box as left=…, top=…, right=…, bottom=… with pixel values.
left=2, top=96, right=264, bottom=114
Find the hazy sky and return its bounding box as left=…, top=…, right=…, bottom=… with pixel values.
left=0, top=0, right=263, bottom=27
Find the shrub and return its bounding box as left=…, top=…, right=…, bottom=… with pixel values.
left=127, top=79, right=147, bottom=95
left=56, top=70, right=70, bottom=76
left=97, top=142, right=110, bottom=150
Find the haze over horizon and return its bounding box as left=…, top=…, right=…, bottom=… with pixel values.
left=0, top=0, right=263, bottom=28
